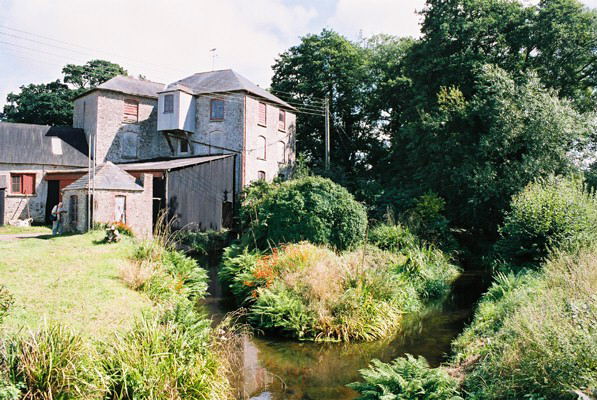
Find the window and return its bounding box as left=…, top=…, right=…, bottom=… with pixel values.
left=279, top=141, right=286, bottom=163
left=258, top=102, right=267, bottom=126
left=278, top=109, right=286, bottom=131
left=123, top=99, right=139, bottom=123
left=210, top=99, right=225, bottom=120
left=258, top=171, right=266, bottom=181
left=10, top=173, right=35, bottom=195
left=51, top=137, right=63, bottom=155
left=115, top=196, right=126, bottom=223
left=257, top=135, right=266, bottom=160
left=69, top=195, right=78, bottom=227
left=163, top=94, right=174, bottom=114
left=179, top=139, right=189, bottom=154
left=122, top=132, right=138, bottom=159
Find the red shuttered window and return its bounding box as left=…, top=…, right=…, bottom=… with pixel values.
left=258, top=102, right=267, bottom=126
left=11, top=173, right=35, bottom=195
left=123, top=99, right=139, bottom=123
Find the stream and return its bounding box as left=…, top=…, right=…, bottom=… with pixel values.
left=202, top=260, right=488, bottom=400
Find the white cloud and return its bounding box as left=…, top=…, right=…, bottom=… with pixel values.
left=0, top=0, right=318, bottom=108
left=327, top=0, right=426, bottom=39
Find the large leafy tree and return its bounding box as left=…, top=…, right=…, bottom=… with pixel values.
left=389, top=65, right=592, bottom=233
left=1, top=59, right=127, bottom=126
left=407, top=0, right=597, bottom=111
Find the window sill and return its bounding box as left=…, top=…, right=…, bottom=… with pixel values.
left=257, top=158, right=266, bottom=161
left=257, top=123, right=267, bottom=128
left=210, top=118, right=224, bottom=122
left=6, top=194, right=37, bottom=198
left=278, top=128, right=286, bottom=133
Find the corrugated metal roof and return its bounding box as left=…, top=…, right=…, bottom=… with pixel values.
left=75, top=76, right=165, bottom=99
left=0, top=122, right=89, bottom=167
left=118, top=154, right=233, bottom=171
left=63, top=162, right=143, bottom=191
left=166, top=69, right=296, bottom=110
left=46, top=154, right=234, bottom=175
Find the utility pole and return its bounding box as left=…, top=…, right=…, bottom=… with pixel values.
left=324, top=97, right=330, bottom=170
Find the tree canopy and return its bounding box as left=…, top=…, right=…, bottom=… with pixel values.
left=1, top=59, right=127, bottom=126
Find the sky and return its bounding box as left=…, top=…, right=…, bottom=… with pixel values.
left=0, top=0, right=596, bottom=110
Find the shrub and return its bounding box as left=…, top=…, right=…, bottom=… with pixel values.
left=241, top=176, right=368, bottom=251
left=348, top=354, right=462, bottom=400
left=451, top=249, right=597, bottom=399
left=177, top=229, right=231, bottom=256
left=369, top=224, right=417, bottom=252
left=0, top=324, right=103, bottom=400
left=0, top=286, right=14, bottom=324
left=494, top=175, right=597, bottom=271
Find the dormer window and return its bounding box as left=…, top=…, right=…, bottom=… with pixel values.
left=210, top=99, right=224, bottom=120
left=164, top=94, right=174, bottom=114
left=123, top=99, right=139, bottom=123
left=51, top=137, right=62, bottom=155
left=258, top=102, right=267, bottom=126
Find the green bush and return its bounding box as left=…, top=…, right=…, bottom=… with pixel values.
left=494, top=176, right=597, bottom=270
left=369, top=224, right=417, bottom=252
left=218, top=244, right=262, bottom=302
left=369, top=223, right=460, bottom=300
left=177, top=229, right=231, bottom=256
left=241, top=176, right=368, bottom=251
left=0, top=324, right=103, bottom=400
left=348, top=354, right=462, bottom=400
left=451, top=249, right=597, bottom=399
left=0, top=286, right=14, bottom=324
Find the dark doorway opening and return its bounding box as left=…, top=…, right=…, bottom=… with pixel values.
left=152, top=176, right=166, bottom=229
left=0, top=188, right=5, bottom=226
left=45, top=180, right=59, bottom=224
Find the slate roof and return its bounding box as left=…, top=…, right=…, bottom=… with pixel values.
left=63, top=162, right=143, bottom=191
left=75, top=76, right=165, bottom=99
left=0, top=122, right=89, bottom=167
left=164, top=69, right=295, bottom=110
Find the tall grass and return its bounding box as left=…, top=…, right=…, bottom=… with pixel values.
left=220, top=241, right=459, bottom=342
left=0, top=324, right=104, bottom=400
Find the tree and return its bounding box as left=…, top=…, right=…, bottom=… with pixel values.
left=1, top=60, right=127, bottom=126
left=406, top=0, right=597, bottom=111
left=62, top=59, right=127, bottom=91
left=1, top=80, right=73, bottom=126
left=389, top=65, right=592, bottom=234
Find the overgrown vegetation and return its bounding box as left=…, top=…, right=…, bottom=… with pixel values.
left=220, top=237, right=459, bottom=342
left=494, top=176, right=597, bottom=271
left=351, top=177, right=597, bottom=399
left=0, top=229, right=232, bottom=399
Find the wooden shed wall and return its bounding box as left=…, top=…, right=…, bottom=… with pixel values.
left=167, top=155, right=235, bottom=231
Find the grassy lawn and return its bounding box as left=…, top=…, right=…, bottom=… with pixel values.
left=0, top=225, right=52, bottom=235
left=0, top=231, right=152, bottom=337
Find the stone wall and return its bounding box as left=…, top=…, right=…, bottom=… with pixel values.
left=189, top=93, right=296, bottom=192
left=75, top=91, right=172, bottom=163
left=0, top=164, right=72, bottom=223
left=62, top=174, right=153, bottom=238
left=244, top=96, right=296, bottom=185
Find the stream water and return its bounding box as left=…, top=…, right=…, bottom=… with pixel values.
left=202, top=261, right=488, bottom=400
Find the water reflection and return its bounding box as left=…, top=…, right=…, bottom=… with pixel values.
left=204, top=269, right=486, bottom=400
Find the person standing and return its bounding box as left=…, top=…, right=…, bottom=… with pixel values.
left=51, top=202, right=67, bottom=235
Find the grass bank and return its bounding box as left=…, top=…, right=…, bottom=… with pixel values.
left=0, top=230, right=233, bottom=399
left=0, top=231, right=151, bottom=336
